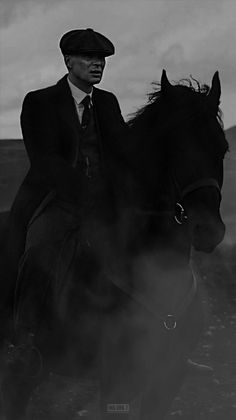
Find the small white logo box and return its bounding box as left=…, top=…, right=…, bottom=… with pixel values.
left=107, top=403, right=130, bottom=413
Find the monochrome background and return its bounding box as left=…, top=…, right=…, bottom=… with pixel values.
left=0, top=0, right=236, bottom=138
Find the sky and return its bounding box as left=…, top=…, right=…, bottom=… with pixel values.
left=0, top=0, right=236, bottom=138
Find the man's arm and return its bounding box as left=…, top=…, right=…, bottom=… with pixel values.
left=21, top=92, right=86, bottom=204
left=108, top=92, right=136, bottom=164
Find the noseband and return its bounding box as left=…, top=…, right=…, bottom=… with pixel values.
left=181, top=178, right=221, bottom=199
left=174, top=177, right=221, bottom=225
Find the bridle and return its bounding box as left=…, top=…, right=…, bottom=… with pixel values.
left=120, top=107, right=223, bottom=329
left=110, top=175, right=222, bottom=332
left=174, top=177, right=221, bottom=225
left=181, top=177, right=221, bottom=198
left=106, top=97, right=223, bottom=330
left=165, top=109, right=222, bottom=225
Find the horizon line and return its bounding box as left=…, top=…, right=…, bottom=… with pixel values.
left=0, top=123, right=235, bottom=141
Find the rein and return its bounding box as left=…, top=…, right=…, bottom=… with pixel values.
left=110, top=267, right=197, bottom=331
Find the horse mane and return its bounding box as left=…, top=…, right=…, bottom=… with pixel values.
left=127, top=76, right=228, bottom=159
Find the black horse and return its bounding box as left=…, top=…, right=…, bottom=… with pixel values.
left=1, top=70, right=228, bottom=420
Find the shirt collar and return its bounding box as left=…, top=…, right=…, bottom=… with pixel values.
left=67, top=76, right=93, bottom=105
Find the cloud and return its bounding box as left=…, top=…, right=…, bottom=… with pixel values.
left=0, top=109, right=21, bottom=138
left=1, top=0, right=236, bottom=137
left=0, top=0, right=66, bottom=27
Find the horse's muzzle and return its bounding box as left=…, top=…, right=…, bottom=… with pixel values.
left=191, top=218, right=225, bottom=253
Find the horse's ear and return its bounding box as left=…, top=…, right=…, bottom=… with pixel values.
left=161, top=69, right=172, bottom=93
left=208, top=71, right=221, bottom=107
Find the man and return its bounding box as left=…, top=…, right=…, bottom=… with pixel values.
left=1, top=28, right=132, bottom=419
left=4, top=28, right=128, bottom=303
left=4, top=27, right=129, bottom=363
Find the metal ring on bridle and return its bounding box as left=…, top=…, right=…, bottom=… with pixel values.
left=174, top=202, right=188, bottom=225
left=163, top=314, right=177, bottom=330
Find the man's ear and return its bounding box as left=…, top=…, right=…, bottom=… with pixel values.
left=64, top=54, right=72, bottom=70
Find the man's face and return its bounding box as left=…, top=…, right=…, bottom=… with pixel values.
left=67, top=53, right=106, bottom=87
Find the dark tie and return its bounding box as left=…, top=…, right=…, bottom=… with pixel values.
left=81, top=95, right=91, bottom=130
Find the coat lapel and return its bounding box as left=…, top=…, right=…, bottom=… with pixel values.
left=55, top=75, right=82, bottom=165
left=53, top=79, right=113, bottom=167
left=92, top=88, right=105, bottom=166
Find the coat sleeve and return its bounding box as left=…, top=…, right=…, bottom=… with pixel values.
left=106, top=92, right=134, bottom=163
left=20, top=92, right=87, bottom=204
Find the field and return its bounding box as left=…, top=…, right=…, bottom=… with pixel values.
left=0, top=140, right=29, bottom=211
left=167, top=251, right=236, bottom=419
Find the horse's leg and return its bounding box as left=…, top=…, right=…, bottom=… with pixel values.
left=139, top=347, right=187, bottom=420
left=1, top=373, right=39, bottom=420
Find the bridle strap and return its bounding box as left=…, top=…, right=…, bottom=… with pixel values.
left=181, top=178, right=221, bottom=199
left=172, top=177, right=221, bottom=224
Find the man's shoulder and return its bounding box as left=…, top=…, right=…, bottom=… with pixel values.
left=23, top=75, right=68, bottom=103
left=94, top=87, right=118, bottom=100
left=26, top=83, right=57, bottom=97
left=93, top=87, right=120, bottom=107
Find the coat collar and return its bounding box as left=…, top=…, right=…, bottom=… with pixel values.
left=54, top=75, right=104, bottom=165
left=56, top=74, right=98, bottom=99
left=55, top=75, right=81, bottom=133
left=55, top=74, right=105, bottom=128
left=55, top=75, right=81, bottom=166
left=67, top=77, right=93, bottom=105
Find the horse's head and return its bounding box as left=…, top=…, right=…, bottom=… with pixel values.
left=160, top=70, right=228, bottom=252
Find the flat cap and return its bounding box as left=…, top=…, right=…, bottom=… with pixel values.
left=59, top=28, right=115, bottom=57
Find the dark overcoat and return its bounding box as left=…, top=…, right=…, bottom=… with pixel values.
left=6, top=74, right=128, bottom=278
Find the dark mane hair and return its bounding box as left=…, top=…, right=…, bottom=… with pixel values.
left=127, top=77, right=228, bottom=158
left=128, top=77, right=223, bottom=127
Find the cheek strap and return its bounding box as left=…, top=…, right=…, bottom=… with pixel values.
left=181, top=178, right=221, bottom=199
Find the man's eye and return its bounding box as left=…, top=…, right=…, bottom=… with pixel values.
left=82, top=55, right=93, bottom=61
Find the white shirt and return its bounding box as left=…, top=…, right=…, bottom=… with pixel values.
left=67, top=77, right=93, bottom=123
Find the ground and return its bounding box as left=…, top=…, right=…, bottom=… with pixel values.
left=167, top=252, right=236, bottom=420
left=16, top=256, right=236, bottom=419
